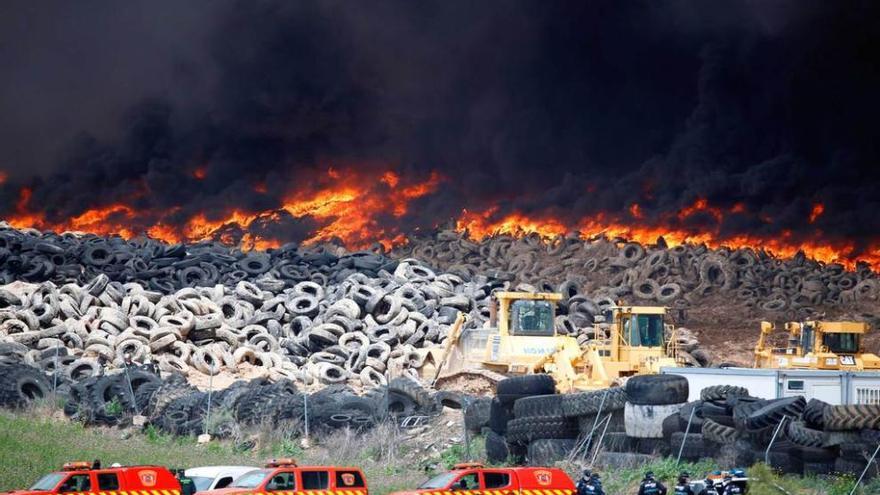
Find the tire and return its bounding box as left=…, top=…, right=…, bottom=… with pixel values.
left=624, top=402, right=684, bottom=439
left=594, top=452, right=654, bottom=468
left=0, top=364, right=50, bottom=408
left=824, top=404, right=880, bottom=431
left=464, top=397, right=492, bottom=433
left=802, top=461, right=834, bottom=476
left=746, top=397, right=805, bottom=430
left=662, top=414, right=683, bottom=440
left=625, top=374, right=688, bottom=405
left=678, top=401, right=705, bottom=432
left=489, top=398, right=512, bottom=435
left=786, top=420, right=825, bottom=448
left=599, top=431, right=635, bottom=452
left=801, top=398, right=828, bottom=429
left=527, top=439, right=576, bottom=465
left=634, top=437, right=670, bottom=456
left=669, top=432, right=711, bottom=461
left=506, top=417, right=578, bottom=445
left=702, top=418, right=739, bottom=444
left=434, top=391, right=467, bottom=410
left=496, top=374, right=556, bottom=405
left=732, top=398, right=768, bottom=428
left=561, top=387, right=627, bottom=417
left=513, top=394, right=564, bottom=419
left=767, top=450, right=802, bottom=475
left=388, top=377, right=436, bottom=413
left=699, top=385, right=749, bottom=402
left=485, top=430, right=511, bottom=464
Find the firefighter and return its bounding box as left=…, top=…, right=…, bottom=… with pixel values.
left=577, top=469, right=592, bottom=495
left=721, top=474, right=743, bottom=495
left=673, top=472, right=694, bottom=495
left=638, top=471, right=667, bottom=495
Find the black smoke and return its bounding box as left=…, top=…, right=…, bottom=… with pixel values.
left=1, top=1, right=879, bottom=254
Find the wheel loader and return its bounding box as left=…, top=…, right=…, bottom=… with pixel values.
left=421, top=291, right=680, bottom=392
left=754, top=320, right=880, bottom=370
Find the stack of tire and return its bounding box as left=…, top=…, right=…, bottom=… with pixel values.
left=587, top=375, right=690, bottom=465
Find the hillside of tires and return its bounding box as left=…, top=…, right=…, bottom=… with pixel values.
left=468, top=374, right=880, bottom=479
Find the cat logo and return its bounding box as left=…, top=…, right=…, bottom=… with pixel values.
left=534, top=471, right=552, bottom=486
left=341, top=474, right=356, bottom=486
left=138, top=470, right=158, bottom=487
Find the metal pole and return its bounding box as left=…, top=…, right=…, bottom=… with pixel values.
left=463, top=404, right=472, bottom=461
left=204, top=369, right=213, bottom=436
left=677, top=406, right=697, bottom=464
left=123, top=356, right=139, bottom=416
left=848, top=442, right=880, bottom=495
left=303, top=394, right=310, bottom=440
left=765, top=416, right=789, bottom=466
left=589, top=413, right=613, bottom=465
left=587, top=390, right=609, bottom=446
left=52, top=345, right=60, bottom=398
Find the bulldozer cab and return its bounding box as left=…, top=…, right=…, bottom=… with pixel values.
left=601, top=306, right=667, bottom=348
left=496, top=292, right=559, bottom=337
left=755, top=320, right=880, bottom=370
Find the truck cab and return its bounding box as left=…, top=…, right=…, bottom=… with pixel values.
left=389, top=463, right=575, bottom=495
left=199, top=459, right=367, bottom=495
left=13, top=461, right=181, bottom=495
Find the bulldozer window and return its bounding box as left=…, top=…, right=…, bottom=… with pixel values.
left=823, top=333, right=859, bottom=353
left=624, top=314, right=664, bottom=347
left=801, top=325, right=815, bottom=353
left=510, top=300, right=554, bottom=336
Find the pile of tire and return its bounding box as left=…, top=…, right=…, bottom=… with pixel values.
left=392, top=229, right=880, bottom=323
left=0, top=355, right=459, bottom=439
left=0, top=227, right=710, bottom=387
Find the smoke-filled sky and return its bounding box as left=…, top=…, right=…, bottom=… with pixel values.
left=1, top=1, right=879, bottom=257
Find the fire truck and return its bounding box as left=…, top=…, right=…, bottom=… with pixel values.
left=389, top=463, right=575, bottom=495
left=12, top=461, right=181, bottom=495
left=199, top=459, right=367, bottom=495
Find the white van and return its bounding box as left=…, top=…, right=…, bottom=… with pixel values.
left=185, top=466, right=259, bottom=493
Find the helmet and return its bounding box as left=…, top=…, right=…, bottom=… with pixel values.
left=583, top=469, right=592, bottom=477
left=680, top=471, right=690, bottom=478
left=645, top=471, right=655, bottom=480
left=731, top=468, right=745, bottom=477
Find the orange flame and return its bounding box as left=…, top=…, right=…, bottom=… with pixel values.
left=809, top=203, right=825, bottom=223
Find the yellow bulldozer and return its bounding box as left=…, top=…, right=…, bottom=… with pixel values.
left=754, top=319, right=880, bottom=370
left=421, top=291, right=680, bottom=392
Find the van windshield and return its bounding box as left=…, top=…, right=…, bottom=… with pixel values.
left=231, top=470, right=269, bottom=488
left=418, top=472, right=457, bottom=489
left=31, top=474, right=65, bottom=491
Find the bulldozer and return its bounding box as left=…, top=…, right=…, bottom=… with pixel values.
left=754, top=320, right=880, bottom=370
left=421, top=291, right=680, bottom=392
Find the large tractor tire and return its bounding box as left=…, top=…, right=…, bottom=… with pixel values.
left=745, top=397, right=805, bottom=430
left=513, top=394, right=564, bottom=419
left=824, top=404, right=880, bottom=430
left=561, top=387, right=627, bottom=417
left=625, top=375, right=688, bottom=405
left=527, top=439, right=576, bottom=465
left=506, top=417, right=578, bottom=445
left=496, top=375, right=555, bottom=405
left=702, top=418, right=739, bottom=444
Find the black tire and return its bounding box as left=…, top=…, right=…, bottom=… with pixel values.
left=464, top=397, right=492, bottom=433
left=802, top=461, right=834, bottom=476
left=669, top=432, right=711, bottom=461
left=746, top=397, right=805, bottom=430
left=767, top=450, right=802, bottom=475
left=600, top=432, right=635, bottom=452
left=625, top=374, right=688, bottom=405
left=786, top=420, right=826, bottom=448
left=513, top=394, right=564, bottom=419
left=485, top=430, right=511, bottom=464
left=561, top=387, right=627, bottom=417
left=662, top=414, right=683, bottom=440
left=634, top=437, right=670, bottom=456
left=824, top=404, right=880, bottom=430
left=594, top=452, right=654, bottom=468
left=506, top=417, right=578, bottom=445
left=678, top=401, right=705, bottom=432
left=732, top=398, right=769, bottom=428
left=388, top=377, right=436, bottom=413
left=702, top=418, right=739, bottom=444
left=699, top=385, right=749, bottom=402
left=527, top=439, right=576, bottom=465
left=0, top=364, right=50, bottom=408
left=434, top=391, right=467, bottom=410
left=801, top=398, right=828, bottom=429
left=790, top=444, right=837, bottom=463
left=496, top=374, right=555, bottom=405
left=489, top=398, right=512, bottom=435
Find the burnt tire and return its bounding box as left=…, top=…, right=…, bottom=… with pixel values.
left=625, top=374, right=688, bottom=405
left=506, top=417, right=578, bottom=445
left=0, top=364, right=50, bottom=408
left=496, top=374, right=556, bottom=405
left=388, top=377, right=436, bottom=413
left=561, top=387, right=627, bottom=418
left=527, top=439, right=576, bottom=465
